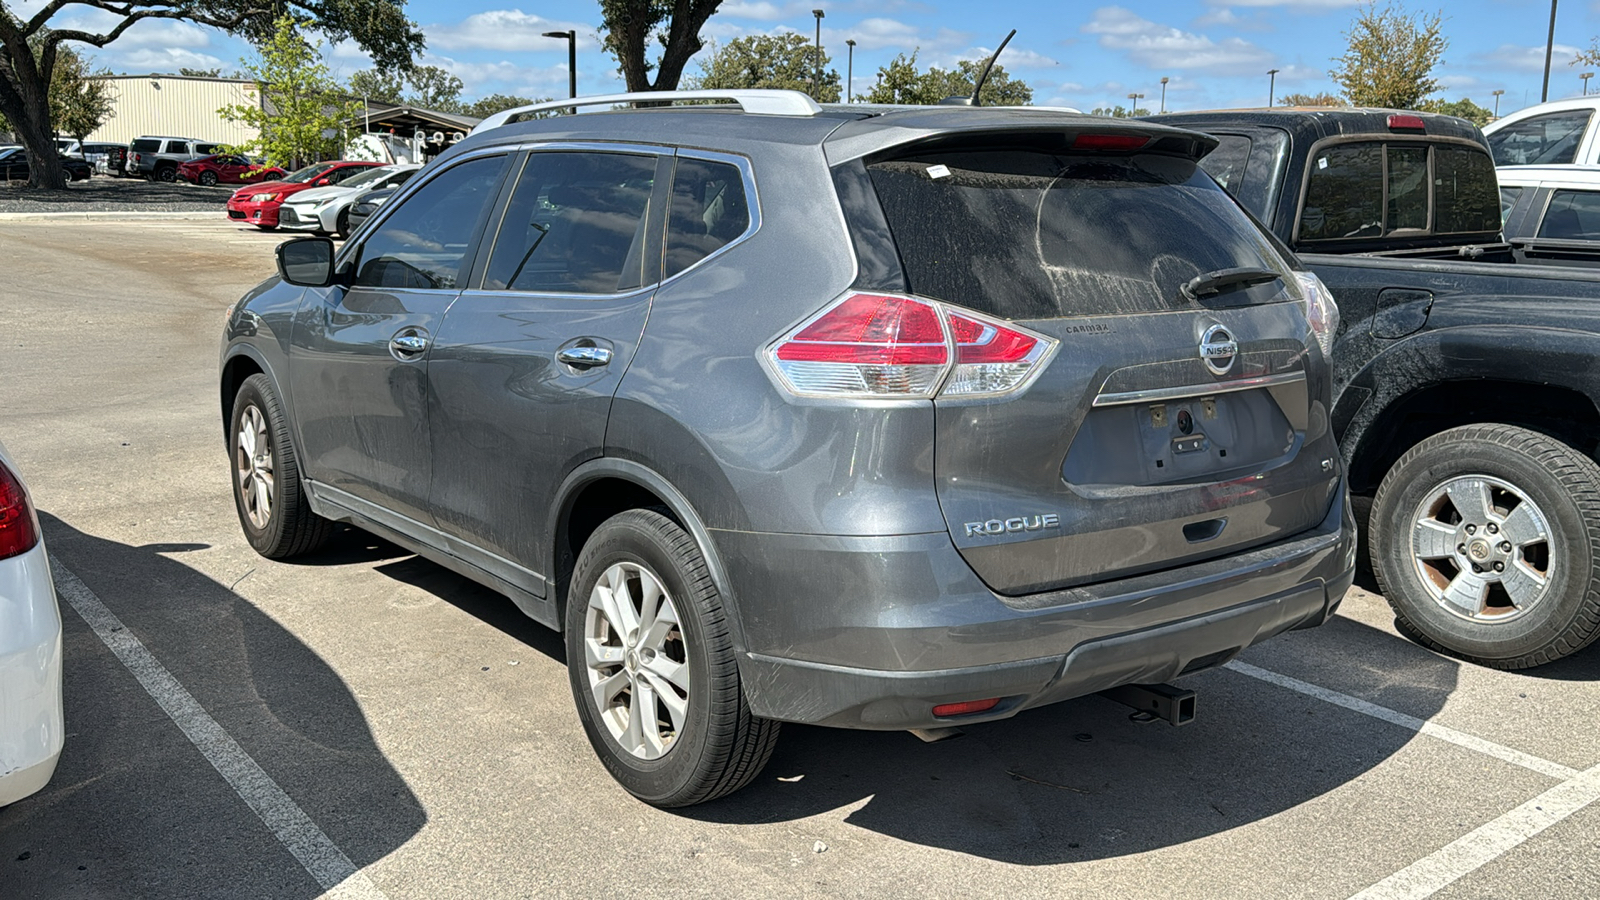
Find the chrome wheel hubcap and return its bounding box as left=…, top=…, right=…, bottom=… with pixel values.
left=584, top=562, right=689, bottom=760
left=235, top=404, right=274, bottom=530
left=1410, top=475, right=1553, bottom=623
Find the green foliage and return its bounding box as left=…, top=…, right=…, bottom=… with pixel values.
left=1330, top=2, right=1448, bottom=109
left=179, top=67, right=224, bottom=77
left=1423, top=96, right=1492, bottom=126
left=862, top=51, right=1032, bottom=106
left=461, top=94, right=549, bottom=120
left=687, top=34, right=840, bottom=102
left=1278, top=91, right=1345, bottom=107
left=51, top=47, right=115, bottom=141
left=599, top=0, right=724, bottom=91
left=220, top=16, right=364, bottom=169
left=405, top=65, right=465, bottom=112
left=1089, top=105, right=1149, bottom=118
left=348, top=69, right=406, bottom=104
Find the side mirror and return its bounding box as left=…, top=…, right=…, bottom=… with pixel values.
left=276, top=237, right=338, bottom=287
left=315, top=177, right=332, bottom=186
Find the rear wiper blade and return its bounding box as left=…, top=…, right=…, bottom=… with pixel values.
left=1181, top=267, right=1283, bottom=300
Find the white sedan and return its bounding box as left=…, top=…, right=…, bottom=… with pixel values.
left=277, top=163, right=421, bottom=237
left=0, top=440, right=62, bottom=806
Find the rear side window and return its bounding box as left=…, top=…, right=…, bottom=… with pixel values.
left=1537, top=190, right=1600, bottom=240
left=163, top=140, right=188, bottom=153
left=1488, top=110, right=1592, bottom=166
left=483, top=151, right=658, bottom=294
left=866, top=150, right=1292, bottom=319
left=131, top=139, right=160, bottom=153
left=665, top=158, right=751, bottom=278
left=354, top=156, right=507, bottom=290
left=196, top=143, right=221, bottom=155
left=1299, top=141, right=1498, bottom=243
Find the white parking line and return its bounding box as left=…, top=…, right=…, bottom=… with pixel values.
left=1224, top=660, right=1578, bottom=779
left=51, top=556, right=389, bottom=900
left=1348, top=762, right=1600, bottom=900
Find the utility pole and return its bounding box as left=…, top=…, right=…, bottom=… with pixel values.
left=1267, top=68, right=1280, bottom=107
left=812, top=9, right=825, bottom=97
left=1584, top=72, right=1594, bottom=96
left=542, top=30, right=578, bottom=99
left=846, top=39, right=855, bottom=103
left=1543, top=0, right=1558, bottom=102
left=1127, top=92, right=1144, bottom=115
left=1159, top=76, right=1169, bottom=114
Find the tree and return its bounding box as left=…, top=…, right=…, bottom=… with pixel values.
left=51, top=47, right=114, bottom=144
left=179, top=67, right=223, bottom=77
left=1089, top=105, right=1148, bottom=118
left=862, top=51, right=1032, bottom=106
left=0, top=0, right=422, bottom=189
left=687, top=34, right=840, bottom=102
left=405, top=65, right=464, bottom=112
left=349, top=68, right=405, bottom=104
left=462, top=93, right=548, bottom=119
left=1278, top=91, right=1345, bottom=107
left=220, top=16, right=363, bottom=170
left=600, top=0, right=724, bottom=92
left=1330, top=2, right=1447, bottom=109
left=1424, top=96, right=1492, bottom=126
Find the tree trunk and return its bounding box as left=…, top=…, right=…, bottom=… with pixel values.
left=0, top=30, right=68, bottom=189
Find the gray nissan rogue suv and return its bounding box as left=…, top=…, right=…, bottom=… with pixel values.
left=221, top=90, right=1357, bottom=807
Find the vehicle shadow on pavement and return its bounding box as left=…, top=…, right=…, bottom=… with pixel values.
left=683, top=618, right=1460, bottom=864
left=0, top=514, right=426, bottom=900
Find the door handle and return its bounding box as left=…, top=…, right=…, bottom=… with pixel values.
left=557, top=346, right=613, bottom=369
left=389, top=331, right=430, bottom=358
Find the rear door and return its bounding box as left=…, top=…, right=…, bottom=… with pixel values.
left=290, top=153, right=511, bottom=526
left=864, top=145, right=1339, bottom=594
left=424, top=145, right=674, bottom=589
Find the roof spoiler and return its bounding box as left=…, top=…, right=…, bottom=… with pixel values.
left=471, top=89, right=824, bottom=134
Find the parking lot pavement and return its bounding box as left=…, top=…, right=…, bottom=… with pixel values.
left=2, top=218, right=1598, bottom=899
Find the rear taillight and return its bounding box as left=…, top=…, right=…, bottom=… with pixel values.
left=0, top=461, right=40, bottom=561
left=768, top=292, right=1056, bottom=400
left=1295, top=271, right=1340, bottom=358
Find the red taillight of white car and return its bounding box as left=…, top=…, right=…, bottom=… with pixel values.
left=0, top=461, right=40, bottom=561
left=768, top=292, right=1057, bottom=399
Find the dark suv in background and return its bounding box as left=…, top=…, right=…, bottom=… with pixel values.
left=221, top=91, right=1355, bottom=806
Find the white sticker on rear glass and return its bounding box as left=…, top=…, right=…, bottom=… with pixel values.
left=927, top=164, right=952, bottom=179
left=1317, top=157, right=1328, bottom=169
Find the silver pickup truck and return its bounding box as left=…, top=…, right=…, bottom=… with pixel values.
left=127, top=135, right=222, bottom=182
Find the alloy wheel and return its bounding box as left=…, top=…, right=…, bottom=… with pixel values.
left=583, top=561, right=690, bottom=760
left=235, top=404, right=274, bottom=530
left=1410, top=474, right=1553, bottom=623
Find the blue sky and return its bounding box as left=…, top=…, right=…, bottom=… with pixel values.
left=26, top=0, right=1600, bottom=116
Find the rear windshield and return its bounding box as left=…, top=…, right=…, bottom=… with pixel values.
left=131, top=139, right=161, bottom=152
left=866, top=150, right=1292, bottom=319
left=1298, top=141, right=1498, bottom=243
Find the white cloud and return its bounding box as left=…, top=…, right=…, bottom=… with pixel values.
left=428, top=10, right=597, bottom=53
left=1220, top=0, right=1362, bottom=7
left=1475, top=43, right=1582, bottom=73
left=720, top=1, right=809, bottom=20
left=959, top=45, right=1058, bottom=69
left=113, top=21, right=214, bottom=50
left=1083, top=7, right=1276, bottom=76
left=112, top=48, right=227, bottom=72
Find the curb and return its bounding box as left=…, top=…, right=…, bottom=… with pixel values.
left=0, top=210, right=219, bottom=221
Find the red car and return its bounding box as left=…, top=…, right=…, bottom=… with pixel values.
left=178, top=154, right=285, bottom=186
left=225, top=161, right=383, bottom=229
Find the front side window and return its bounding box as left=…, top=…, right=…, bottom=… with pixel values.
left=483, top=151, right=658, bottom=294
left=1537, top=190, right=1600, bottom=240
left=664, top=158, right=752, bottom=278
left=354, top=156, right=507, bottom=290
left=1488, top=110, right=1592, bottom=166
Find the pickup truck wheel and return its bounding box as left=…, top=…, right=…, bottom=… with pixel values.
left=1371, top=424, right=1600, bottom=668
left=230, top=374, right=334, bottom=559
left=565, top=509, right=779, bottom=807
left=156, top=166, right=177, bottom=183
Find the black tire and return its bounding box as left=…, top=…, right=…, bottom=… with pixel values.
left=565, top=509, right=779, bottom=807
left=199, top=170, right=218, bottom=186
left=1371, top=424, right=1600, bottom=668
left=334, top=207, right=350, bottom=239
left=155, top=165, right=177, bottom=183
left=229, top=374, right=334, bottom=559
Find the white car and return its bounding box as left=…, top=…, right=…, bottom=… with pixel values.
left=277, top=164, right=421, bottom=237
left=1483, top=97, right=1600, bottom=170
left=0, top=441, right=63, bottom=807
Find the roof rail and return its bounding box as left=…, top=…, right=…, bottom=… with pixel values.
left=472, top=90, right=824, bottom=133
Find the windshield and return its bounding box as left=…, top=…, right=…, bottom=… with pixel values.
left=283, top=162, right=340, bottom=184
left=340, top=166, right=397, bottom=190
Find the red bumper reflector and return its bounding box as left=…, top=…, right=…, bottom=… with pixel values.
left=932, top=697, right=1001, bottom=717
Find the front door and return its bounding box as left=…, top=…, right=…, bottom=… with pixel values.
left=425, top=148, right=672, bottom=591
left=290, top=153, right=511, bottom=527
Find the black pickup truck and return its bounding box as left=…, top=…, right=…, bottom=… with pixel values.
left=1151, top=107, right=1600, bottom=669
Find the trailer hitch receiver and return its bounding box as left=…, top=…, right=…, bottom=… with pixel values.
left=1098, top=683, right=1196, bottom=726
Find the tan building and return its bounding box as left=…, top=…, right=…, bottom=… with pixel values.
left=85, top=74, right=263, bottom=145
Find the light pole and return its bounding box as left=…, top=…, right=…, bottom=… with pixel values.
left=1159, top=76, right=1169, bottom=114
left=1584, top=72, right=1595, bottom=96
left=1542, top=0, right=1558, bottom=102
left=542, top=30, right=577, bottom=99
left=1267, top=68, right=1280, bottom=107
left=1492, top=89, right=1505, bottom=117
left=1127, top=92, right=1144, bottom=114
left=846, top=38, right=855, bottom=103
left=812, top=9, right=825, bottom=97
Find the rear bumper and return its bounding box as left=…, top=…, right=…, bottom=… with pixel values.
left=720, top=479, right=1356, bottom=729
left=0, top=542, right=64, bottom=806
